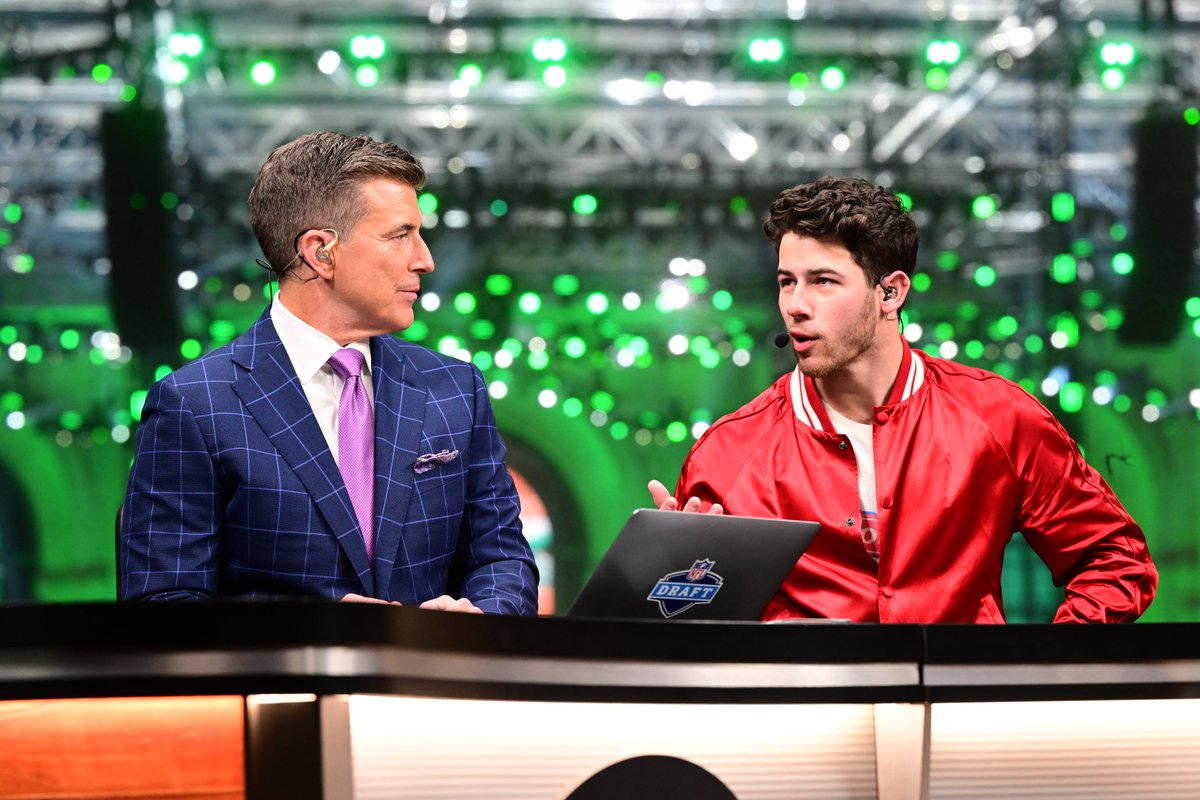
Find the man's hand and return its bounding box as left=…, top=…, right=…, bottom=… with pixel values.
left=419, top=595, right=483, bottom=613
left=340, top=593, right=401, bottom=604
left=647, top=480, right=724, bottom=514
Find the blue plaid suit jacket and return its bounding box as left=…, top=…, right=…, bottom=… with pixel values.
left=120, top=311, right=538, bottom=614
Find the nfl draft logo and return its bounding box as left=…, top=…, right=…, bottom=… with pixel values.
left=647, top=558, right=724, bottom=618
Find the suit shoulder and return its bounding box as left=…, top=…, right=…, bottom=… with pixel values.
left=919, top=353, right=1060, bottom=425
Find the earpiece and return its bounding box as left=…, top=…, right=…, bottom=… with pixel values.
left=883, top=286, right=897, bottom=300
left=316, top=249, right=331, bottom=263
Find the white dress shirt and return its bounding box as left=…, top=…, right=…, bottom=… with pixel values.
left=270, top=294, right=373, bottom=464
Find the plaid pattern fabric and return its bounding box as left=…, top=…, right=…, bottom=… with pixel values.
left=120, top=310, right=538, bottom=614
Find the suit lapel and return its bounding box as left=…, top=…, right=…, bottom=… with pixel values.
left=370, top=335, right=428, bottom=594
left=230, top=314, right=375, bottom=595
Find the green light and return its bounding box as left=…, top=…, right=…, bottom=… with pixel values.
left=562, top=397, right=584, bottom=418
left=154, top=364, right=173, bottom=381
left=925, top=67, right=950, bottom=91
left=0, top=392, right=21, bottom=415
left=748, top=37, right=784, bottom=63
left=208, top=320, right=236, bottom=342
left=485, top=274, right=513, bottom=296
left=418, top=193, right=439, bottom=214
left=1071, top=238, right=1094, bottom=258
left=404, top=320, right=429, bottom=341
left=1185, top=297, right=1200, bottom=318
left=23, top=344, right=42, bottom=364
left=896, top=192, right=913, bottom=212
left=610, top=421, right=629, bottom=441
left=964, top=340, right=985, bottom=359
left=355, top=64, right=381, bottom=87
left=489, top=199, right=508, bottom=217
left=160, top=192, right=180, bottom=210
left=468, top=319, right=495, bottom=340
left=933, top=322, right=954, bottom=341
left=453, top=292, right=477, bottom=315
left=1112, top=252, right=1134, bottom=275
left=586, top=293, right=609, bottom=314
left=130, top=193, right=147, bottom=211
left=1051, top=253, right=1077, bottom=284
left=1053, top=314, right=1081, bottom=347
left=730, top=196, right=749, bottom=215
left=350, top=34, right=386, bottom=60
left=699, top=351, right=720, bottom=369
left=60, top=411, right=83, bottom=430
left=1147, top=388, right=1168, bottom=407
left=1051, top=192, right=1075, bottom=222
left=204, top=276, right=222, bottom=295
left=517, top=292, right=542, bottom=314
left=1185, top=107, right=1200, bottom=126
left=819, top=66, right=846, bottom=91
left=552, top=274, right=580, bottom=296
left=120, top=85, right=137, bottom=102
left=789, top=72, right=810, bottom=89
left=973, top=265, right=997, bottom=287
left=1096, top=369, right=1118, bottom=386
left=92, top=63, right=113, bottom=83
left=542, top=65, right=567, bottom=88
left=159, top=57, right=189, bottom=83
left=666, top=421, right=688, bottom=443
left=996, top=315, right=1019, bottom=337
left=1100, top=67, right=1126, bottom=91
left=971, top=194, right=998, bottom=219
left=250, top=61, right=277, bottom=86
left=528, top=351, right=550, bottom=370
left=0, top=230, right=11, bottom=247
left=1100, top=42, right=1135, bottom=66
left=956, top=301, right=980, bottom=321
left=1060, top=382, right=1085, bottom=413
left=572, top=194, right=598, bottom=215
left=1113, top=394, right=1132, bottom=413
left=591, top=391, right=615, bottom=413
left=912, top=273, right=932, bottom=292
left=1080, top=290, right=1103, bottom=309
left=4, top=203, right=23, bottom=224
left=471, top=350, right=492, bottom=371
left=531, top=37, right=567, bottom=62
left=168, top=32, right=205, bottom=57
left=12, top=254, right=33, bottom=274
left=180, top=339, right=202, bottom=359
left=1104, top=308, right=1124, bottom=329
left=563, top=337, right=587, bottom=358
left=458, top=63, right=484, bottom=86
left=1194, top=319, right=1200, bottom=338
left=130, top=390, right=148, bottom=422
left=926, top=40, right=962, bottom=65
left=1110, top=222, right=1128, bottom=241
left=936, top=250, right=959, bottom=271
left=712, top=290, right=733, bottom=311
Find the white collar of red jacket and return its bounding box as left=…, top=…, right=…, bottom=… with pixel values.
left=788, top=337, right=925, bottom=432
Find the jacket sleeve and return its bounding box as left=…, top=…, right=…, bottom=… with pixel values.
left=449, top=365, right=540, bottom=615
left=1011, top=397, right=1157, bottom=622
left=120, top=377, right=222, bottom=601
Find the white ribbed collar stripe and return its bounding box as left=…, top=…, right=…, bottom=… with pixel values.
left=789, top=348, right=927, bottom=430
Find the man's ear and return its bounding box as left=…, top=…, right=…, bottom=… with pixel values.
left=878, top=271, right=912, bottom=315
left=297, top=230, right=337, bottom=278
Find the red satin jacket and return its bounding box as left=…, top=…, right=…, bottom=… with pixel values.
left=675, top=342, right=1157, bottom=623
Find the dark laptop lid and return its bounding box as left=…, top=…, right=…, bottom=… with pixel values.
left=564, top=509, right=820, bottom=621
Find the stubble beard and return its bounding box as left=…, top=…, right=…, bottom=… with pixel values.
left=794, top=293, right=879, bottom=380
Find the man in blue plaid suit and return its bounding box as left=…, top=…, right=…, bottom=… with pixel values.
left=119, top=132, right=538, bottom=614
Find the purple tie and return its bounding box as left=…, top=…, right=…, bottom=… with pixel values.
left=328, top=348, right=374, bottom=562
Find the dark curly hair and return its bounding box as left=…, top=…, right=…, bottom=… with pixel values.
left=248, top=131, right=426, bottom=278
left=763, top=176, right=918, bottom=285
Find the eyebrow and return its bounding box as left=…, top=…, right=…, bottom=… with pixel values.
left=383, top=222, right=419, bottom=237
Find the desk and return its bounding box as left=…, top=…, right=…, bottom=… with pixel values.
left=1, top=604, right=1197, bottom=800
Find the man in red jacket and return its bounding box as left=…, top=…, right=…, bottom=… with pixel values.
left=649, top=176, right=1156, bottom=623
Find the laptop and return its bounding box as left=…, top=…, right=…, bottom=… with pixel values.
left=565, top=508, right=820, bottom=621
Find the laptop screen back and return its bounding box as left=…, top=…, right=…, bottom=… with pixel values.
left=565, top=509, right=820, bottom=621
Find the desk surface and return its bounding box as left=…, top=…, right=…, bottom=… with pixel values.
left=1, top=603, right=1197, bottom=703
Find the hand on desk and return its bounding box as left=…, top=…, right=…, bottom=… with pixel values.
left=340, top=593, right=482, bottom=613
left=647, top=480, right=724, bottom=515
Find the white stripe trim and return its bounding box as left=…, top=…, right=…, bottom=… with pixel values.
left=903, top=350, right=926, bottom=400
left=790, top=368, right=824, bottom=431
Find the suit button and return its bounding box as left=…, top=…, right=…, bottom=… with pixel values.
left=875, top=411, right=889, bottom=424
left=881, top=585, right=895, bottom=598
left=838, top=441, right=848, bottom=450
left=881, top=496, right=893, bottom=509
